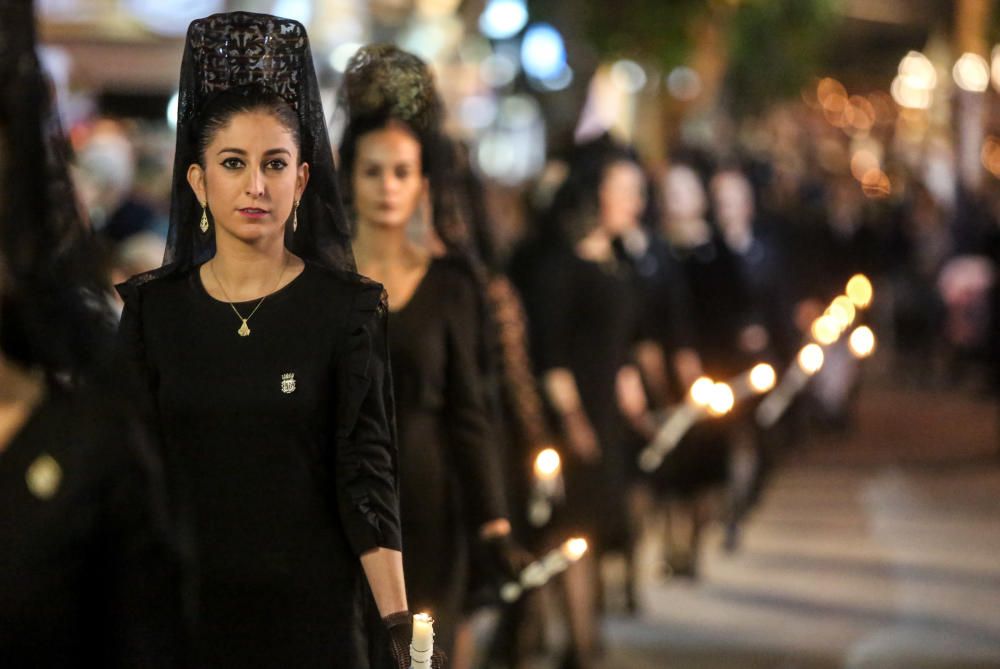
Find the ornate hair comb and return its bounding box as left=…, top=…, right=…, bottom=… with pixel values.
left=341, top=44, right=443, bottom=133
left=181, top=12, right=308, bottom=123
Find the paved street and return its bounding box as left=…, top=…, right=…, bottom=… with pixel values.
left=602, top=383, right=1000, bottom=669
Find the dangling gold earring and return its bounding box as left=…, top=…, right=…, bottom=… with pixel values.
left=199, top=202, right=209, bottom=234
left=292, top=200, right=300, bottom=232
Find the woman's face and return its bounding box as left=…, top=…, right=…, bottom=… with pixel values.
left=599, top=160, right=645, bottom=237
left=663, top=165, right=706, bottom=223
left=187, top=110, right=308, bottom=246
left=710, top=171, right=754, bottom=238
left=351, top=121, right=427, bottom=231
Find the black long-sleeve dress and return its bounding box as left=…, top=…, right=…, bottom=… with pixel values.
left=0, top=388, right=185, bottom=668
left=116, top=261, right=401, bottom=669
left=387, top=257, right=507, bottom=652
left=517, top=243, right=638, bottom=550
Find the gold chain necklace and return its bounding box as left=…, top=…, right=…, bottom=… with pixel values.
left=209, top=254, right=288, bottom=337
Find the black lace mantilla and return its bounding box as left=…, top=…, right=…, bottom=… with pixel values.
left=182, top=13, right=307, bottom=123
left=144, top=11, right=355, bottom=278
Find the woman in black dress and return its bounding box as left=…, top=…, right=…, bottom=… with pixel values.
left=0, top=3, right=184, bottom=665
left=116, top=14, right=412, bottom=668
left=657, top=160, right=753, bottom=574
left=339, top=45, right=521, bottom=660
left=513, top=139, right=645, bottom=669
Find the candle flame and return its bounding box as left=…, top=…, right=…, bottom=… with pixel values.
left=798, top=343, right=825, bottom=375
left=748, top=363, right=776, bottom=393
left=846, top=274, right=874, bottom=309
left=830, top=295, right=857, bottom=328
left=534, top=448, right=562, bottom=479
left=848, top=326, right=876, bottom=358
left=563, top=537, right=589, bottom=561
left=707, top=382, right=735, bottom=416
left=414, top=612, right=434, bottom=624
left=689, top=376, right=715, bottom=407
left=811, top=315, right=841, bottom=346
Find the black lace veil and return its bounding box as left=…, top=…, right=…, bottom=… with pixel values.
left=338, top=45, right=500, bottom=378
left=155, top=11, right=354, bottom=277
left=0, top=0, right=113, bottom=377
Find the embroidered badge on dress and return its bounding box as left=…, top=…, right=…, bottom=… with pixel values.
left=281, top=372, right=297, bottom=394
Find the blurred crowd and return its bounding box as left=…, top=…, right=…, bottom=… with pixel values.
left=67, top=91, right=1000, bottom=668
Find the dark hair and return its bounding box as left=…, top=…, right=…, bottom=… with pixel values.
left=549, top=137, right=643, bottom=244
left=0, top=3, right=114, bottom=379
left=338, top=111, right=443, bottom=219
left=193, top=86, right=302, bottom=165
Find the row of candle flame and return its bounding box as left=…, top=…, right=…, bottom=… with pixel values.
left=410, top=538, right=589, bottom=657
left=532, top=273, right=877, bottom=480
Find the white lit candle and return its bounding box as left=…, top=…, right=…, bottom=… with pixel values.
left=500, top=536, right=590, bottom=603
left=410, top=613, right=434, bottom=667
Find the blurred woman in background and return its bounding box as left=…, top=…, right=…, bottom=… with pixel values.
left=0, top=2, right=185, bottom=665
left=513, top=138, right=647, bottom=669
left=340, top=44, right=524, bottom=662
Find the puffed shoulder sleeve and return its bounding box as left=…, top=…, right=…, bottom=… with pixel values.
left=334, top=281, right=402, bottom=556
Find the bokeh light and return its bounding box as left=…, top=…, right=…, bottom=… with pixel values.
left=798, top=344, right=825, bottom=375
left=811, top=315, right=841, bottom=345
left=848, top=326, right=876, bottom=359
left=667, top=66, right=702, bottom=101
left=534, top=448, right=561, bottom=479
left=610, top=60, right=647, bottom=94
left=479, top=0, right=529, bottom=40
left=953, top=52, right=990, bottom=92
left=708, top=382, right=735, bottom=416
left=520, top=23, right=566, bottom=81
left=749, top=363, right=777, bottom=394
left=689, top=376, right=715, bottom=407
left=563, top=537, right=589, bottom=561
left=846, top=274, right=874, bottom=308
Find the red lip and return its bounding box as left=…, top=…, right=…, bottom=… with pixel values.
left=237, top=207, right=269, bottom=219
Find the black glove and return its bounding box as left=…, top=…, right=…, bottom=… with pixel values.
left=382, top=611, right=447, bottom=669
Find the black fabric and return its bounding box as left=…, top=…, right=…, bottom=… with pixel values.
left=0, top=389, right=187, bottom=668
left=517, top=243, right=639, bottom=549
left=155, top=11, right=353, bottom=279
left=115, top=262, right=400, bottom=668
left=387, top=257, right=508, bottom=654
left=0, top=0, right=113, bottom=378
left=669, top=238, right=753, bottom=378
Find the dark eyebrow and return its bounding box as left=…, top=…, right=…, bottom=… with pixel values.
left=216, top=148, right=291, bottom=157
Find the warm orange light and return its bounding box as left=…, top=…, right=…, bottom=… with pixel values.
left=846, top=274, right=874, bottom=308
left=689, top=376, right=715, bottom=407
left=811, top=315, right=841, bottom=346
left=850, top=150, right=879, bottom=181
left=829, top=295, right=857, bottom=329
left=849, top=326, right=876, bottom=358
left=707, top=382, right=735, bottom=416
left=861, top=169, right=891, bottom=199
left=533, top=448, right=561, bottom=480
left=798, top=344, right=825, bottom=375
left=748, top=363, right=777, bottom=394
left=563, top=537, right=589, bottom=561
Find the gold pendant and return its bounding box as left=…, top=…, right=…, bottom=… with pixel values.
left=238, top=320, right=251, bottom=337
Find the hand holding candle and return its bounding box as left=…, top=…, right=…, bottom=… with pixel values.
left=500, top=537, right=589, bottom=603
left=409, top=613, right=434, bottom=668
